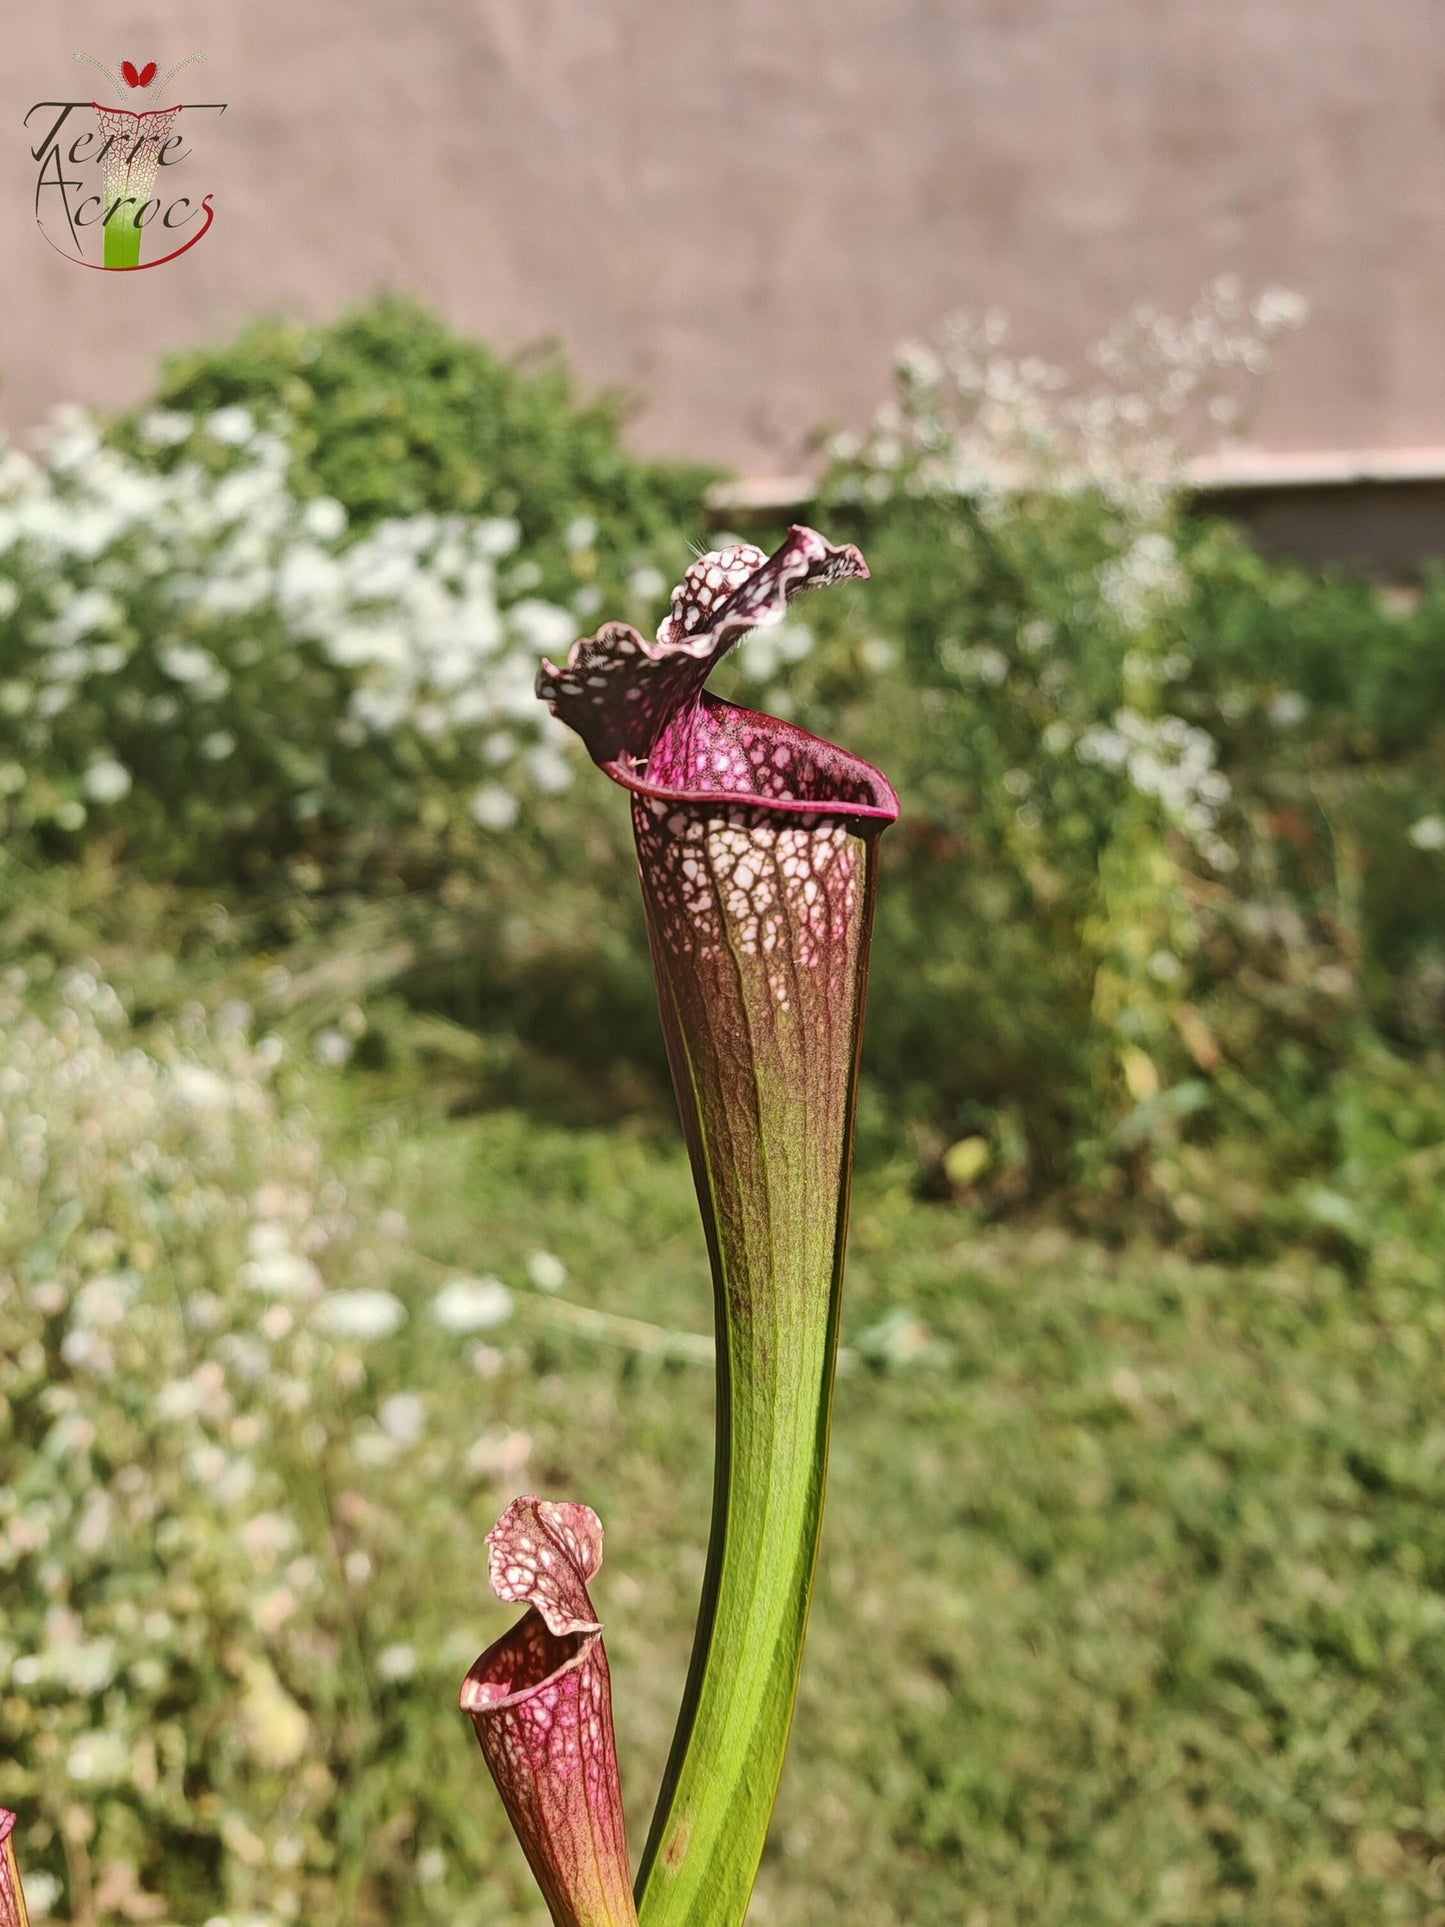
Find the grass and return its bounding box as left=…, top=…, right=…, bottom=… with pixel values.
left=319, top=1054, right=1445, bottom=1925
left=3, top=867, right=1442, bottom=1923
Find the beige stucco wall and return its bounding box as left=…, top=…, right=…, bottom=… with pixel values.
left=3, top=1, right=1441, bottom=474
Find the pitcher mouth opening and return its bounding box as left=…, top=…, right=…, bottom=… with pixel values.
left=460, top=1612, right=598, bottom=1718
left=607, top=699, right=900, bottom=831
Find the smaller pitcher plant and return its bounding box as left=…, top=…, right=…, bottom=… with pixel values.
left=462, top=1499, right=636, bottom=1927
left=0, top=1811, right=30, bottom=1927
left=464, top=528, right=897, bottom=1924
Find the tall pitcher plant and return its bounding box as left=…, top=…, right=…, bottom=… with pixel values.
left=463, top=528, right=897, bottom=1924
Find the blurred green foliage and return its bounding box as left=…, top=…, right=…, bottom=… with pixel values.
left=4, top=290, right=1445, bottom=1258
left=108, top=295, right=717, bottom=608
left=2, top=960, right=1442, bottom=1925
left=768, top=469, right=1445, bottom=1258
left=1, top=294, right=1443, bottom=1923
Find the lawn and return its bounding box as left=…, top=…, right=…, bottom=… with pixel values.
left=316, top=1039, right=1445, bottom=1923
left=1, top=889, right=1443, bottom=1924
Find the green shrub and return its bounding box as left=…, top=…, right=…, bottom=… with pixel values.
left=108, top=296, right=717, bottom=609
left=0, top=403, right=648, bottom=888
left=707, top=288, right=1445, bottom=1251
left=7, top=288, right=1445, bottom=1250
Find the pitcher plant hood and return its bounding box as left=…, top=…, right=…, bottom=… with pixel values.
left=461, top=1498, right=638, bottom=1927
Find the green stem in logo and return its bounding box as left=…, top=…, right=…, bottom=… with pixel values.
left=103, top=207, right=144, bottom=270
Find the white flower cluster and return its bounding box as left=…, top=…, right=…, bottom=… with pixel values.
left=0, top=403, right=581, bottom=842
left=1097, top=531, right=1188, bottom=633
left=835, top=279, right=1308, bottom=509
left=1077, top=708, right=1234, bottom=868
left=0, top=966, right=534, bottom=1921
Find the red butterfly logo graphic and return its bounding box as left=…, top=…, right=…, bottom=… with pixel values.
left=120, top=59, right=158, bottom=89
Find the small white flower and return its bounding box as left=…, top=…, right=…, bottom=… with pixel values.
left=160, top=642, right=224, bottom=689
left=20, top=1869, right=60, bottom=1916
left=1202, top=835, right=1239, bottom=873
left=213, top=467, right=280, bottom=523
left=1409, top=814, right=1445, bottom=852
left=1077, top=727, right=1128, bottom=769
left=1268, top=691, right=1308, bottom=728
left=276, top=543, right=344, bottom=626
left=378, top=1392, right=426, bottom=1445
left=469, top=784, right=518, bottom=831
left=301, top=496, right=347, bottom=542
left=377, top=1642, right=418, bottom=1682
left=526, top=1250, right=567, bottom=1293
left=219, top=1333, right=270, bottom=1381
left=41, top=405, right=101, bottom=472
left=66, top=1730, right=129, bottom=1784
left=314, top=1029, right=353, bottom=1068
left=51, top=1636, right=118, bottom=1696
left=249, top=1221, right=290, bottom=1258
left=430, top=1276, right=514, bottom=1332
left=155, top=1378, right=208, bottom=1422
left=43, top=647, right=87, bottom=682
left=171, top=1063, right=230, bottom=1109
left=475, top=516, right=521, bottom=559
left=208, top=406, right=257, bottom=447
left=564, top=515, right=598, bottom=552
left=313, top=1289, right=406, bottom=1340
left=82, top=758, right=132, bottom=804
left=52, top=587, right=121, bottom=641
left=342, top=547, right=414, bottom=602
left=72, top=1271, right=140, bottom=1329
left=140, top=409, right=194, bottom=447
left=242, top=1249, right=323, bottom=1300
left=508, top=598, right=576, bottom=656
left=351, top=686, right=410, bottom=733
